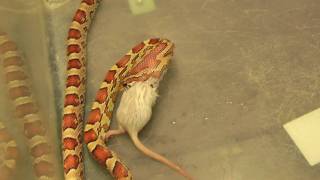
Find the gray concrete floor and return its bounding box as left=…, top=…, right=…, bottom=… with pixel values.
left=1, top=0, right=320, bottom=179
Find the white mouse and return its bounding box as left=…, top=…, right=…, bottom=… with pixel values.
left=105, top=77, right=193, bottom=180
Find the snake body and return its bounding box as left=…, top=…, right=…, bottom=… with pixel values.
left=0, top=121, right=18, bottom=180
left=83, top=38, right=174, bottom=179
left=62, top=0, right=101, bottom=178
left=0, top=32, right=56, bottom=179
left=62, top=0, right=182, bottom=179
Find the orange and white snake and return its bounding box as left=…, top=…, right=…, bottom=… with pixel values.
left=62, top=0, right=192, bottom=179
left=0, top=121, right=18, bottom=180
left=0, top=31, right=56, bottom=180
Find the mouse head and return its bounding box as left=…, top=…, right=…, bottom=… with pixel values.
left=122, top=38, right=174, bottom=86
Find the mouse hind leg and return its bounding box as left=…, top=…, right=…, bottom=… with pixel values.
left=104, top=127, right=126, bottom=141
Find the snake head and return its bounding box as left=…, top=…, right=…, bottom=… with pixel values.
left=122, top=38, right=174, bottom=86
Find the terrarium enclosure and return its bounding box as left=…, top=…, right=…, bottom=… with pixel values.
left=0, top=0, right=320, bottom=179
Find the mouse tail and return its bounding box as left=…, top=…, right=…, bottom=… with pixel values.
left=130, top=133, right=194, bottom=180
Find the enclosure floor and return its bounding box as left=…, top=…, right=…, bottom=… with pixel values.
left=2, top=0, right=320, bottom=179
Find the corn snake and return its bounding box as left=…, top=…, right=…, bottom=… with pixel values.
left=0, top=121, right=18, bottom=180
left=61, top=0, right=190, bottom=179
left=0, top=32, right=57, bottom=179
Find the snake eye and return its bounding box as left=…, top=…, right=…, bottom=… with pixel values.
left=124, top=83, right=132, bottom=89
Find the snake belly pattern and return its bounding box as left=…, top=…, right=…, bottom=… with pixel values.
left=0, top=32, right=56, bottom=179
left=0, top=121, right=18, bottom=180
left=62, top=0, right=174, bottom=179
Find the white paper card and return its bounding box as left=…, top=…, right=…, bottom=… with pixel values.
left=284, top=108, right=320, bottom=166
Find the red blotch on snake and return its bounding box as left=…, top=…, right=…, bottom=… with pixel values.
left=0, top=41, right=17, bottom=53
left=31, top=143, right=51, bottom=157
left=113, top=161, right=129, bottom=178
left=73, top=9, right=87, bottom=24
left=116, top=55, right=131, bottom=68
left=6, top=146, right=19, bottom=159
left=5, top=71, right=27, bottom=82
left=67, top=59, right=82, bottom=70
left=64, top=155, right=79, bottom=173
left=68, top=29, right=81, bottom=39
left=63, top=138, right=78, bottom=150
left=95, top=87, right=108, bottom=104
left=16, top=103, right=38, bottom=118
left=0, top=166, right=13, bottom=180
left=66, top=75, right=81, bottom=87
left=148, top=38, right=160, bottom=44
left=8, top=86, right=30, bottom=100
left=24, top=121, right=45, bottom=138
left=63, top=113, right=78, bottom=129
left=82, top=0, right=95, bottom=5
left=132, top=42, right=145, bottom=53
left=64, top=94, right=80, bottom=106
left=84, top=129, right=98, bottom=144
left=0, top=129, right=11, bottom=141
left=104, top=70, right=116, bottom=83
left=67, top=44, right=81, bottom=55
left=3, top=56, right=23, bottom=67
left=34, top=161, right=54, bottom=177
left=92, top=145, right=112, bottom=166
left=87, top=108, right=102, bottom=124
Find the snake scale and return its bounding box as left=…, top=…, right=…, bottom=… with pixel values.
left=62, top=0, right=191, bottom=179
left=0, top=32, right=56, bottom=179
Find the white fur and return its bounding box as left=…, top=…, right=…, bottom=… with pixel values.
left=116, top=78, right=193, bottom=180
left=116, top=78, right=160, bottom=135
